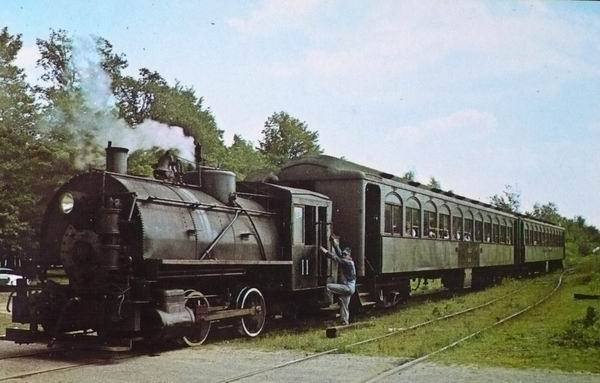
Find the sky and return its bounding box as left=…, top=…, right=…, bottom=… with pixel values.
left=2, top=0, right=600, bottom=226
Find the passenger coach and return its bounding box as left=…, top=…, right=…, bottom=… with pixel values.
left=277, top=155, right=564, bottom=306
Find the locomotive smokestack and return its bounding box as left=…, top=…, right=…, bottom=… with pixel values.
left=105, top=142, right=129, bottom=174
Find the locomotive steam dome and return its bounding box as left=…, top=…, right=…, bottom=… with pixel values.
left=184, top=169, right=236, bottom=205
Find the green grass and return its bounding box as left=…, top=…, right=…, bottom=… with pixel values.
left=222, top=276, right=555, bottom=354
left=435, top=256, right=600, bottom=373
left=221, top=256, right=600, bottom=373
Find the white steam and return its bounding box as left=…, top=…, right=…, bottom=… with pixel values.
left=68, top=36, right=195, bottom=165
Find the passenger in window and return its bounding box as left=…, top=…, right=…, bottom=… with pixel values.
left=411, top=228, right=417, bottom=237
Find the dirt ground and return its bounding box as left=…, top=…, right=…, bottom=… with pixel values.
left=1, top=340, right=599, bottom=383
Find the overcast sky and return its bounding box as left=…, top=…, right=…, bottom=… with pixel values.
left=3, top=0, right=600, bottom=226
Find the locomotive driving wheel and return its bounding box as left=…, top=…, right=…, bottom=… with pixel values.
left=236, top=287, right=266, bottom=337
left=181, top=290, right=211, bottom=347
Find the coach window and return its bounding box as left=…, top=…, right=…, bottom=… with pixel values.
left=484, top=215, right=492, bottom=243
left=493, top=217, right=500, bottom=243
left=541, top=228, right=546, bottom=245
left=507, top=220, right=513, bottom=244
left=464, top=211, right=474, bottom=241
left=424, top=201, right=438, bottom=238
left=405, top=197, right=421, bottom=238
left=452, top=206, right=463, bottom=240
left=533, top=226, right=539, bottom=246
left=384, top=193, right=402, bottom=236
left=500, top=219, right=507, bottom=243
left=293, top=206, right=305, bottom=244
left=439, top=205, right=451, bottom=240
left=474, top=213, right=483, bottom=242
left=524, top=224, right=530, bottom=245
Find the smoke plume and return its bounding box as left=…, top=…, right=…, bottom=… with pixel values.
left=53, top=36, right=195, bottom=168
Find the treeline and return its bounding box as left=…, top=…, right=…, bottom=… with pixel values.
left=490, top=187, right=600, bottom=256
left=0, top=27, right=321, bottom=263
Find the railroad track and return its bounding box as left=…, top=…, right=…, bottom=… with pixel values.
left=363, top=268, right=570, bottom=382
left=0, top=272, right=568, bottom=382
left=0, top=285, right=456, bottom=382
left=216, top=270, right=568, bottom=383
left=0, top=347, right=149, bottom=382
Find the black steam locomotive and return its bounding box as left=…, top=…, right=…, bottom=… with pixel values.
left=5, top=143, right=564, bottom=348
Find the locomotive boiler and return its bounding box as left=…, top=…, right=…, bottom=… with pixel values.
left=7, top=143, right=333, bottom=348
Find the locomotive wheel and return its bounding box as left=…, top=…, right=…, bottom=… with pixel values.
left=181, top=290, right=211, bottom=347
left=236, top=287, right=266, bottom=337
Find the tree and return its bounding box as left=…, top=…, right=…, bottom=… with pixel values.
left=402, top=170, right=415, bottom=181
left=0, top=28, right=75, bottom=265
left=427, top=176, right=441, bottom=189
left=490, top=184, right=520, bottom=213
left=529, top=202, right=561, bottom=224
left=258, top=111, right=322, bottom=167
left=114, top=70, right=226, bottom=166
left=220, top=135, right=268, bottom=180
left=35, top=30, right=226, bottom=169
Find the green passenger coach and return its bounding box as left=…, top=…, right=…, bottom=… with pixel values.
left=277, top=155, right=564, bottom=304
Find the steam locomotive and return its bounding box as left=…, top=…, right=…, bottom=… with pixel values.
left=5, top=143, right=564, bottom=348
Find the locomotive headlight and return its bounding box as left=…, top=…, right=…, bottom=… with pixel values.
left=59, top=192, right=75, bottom=214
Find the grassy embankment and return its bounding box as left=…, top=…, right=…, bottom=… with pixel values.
left=224, top=250, right=600, bottom=373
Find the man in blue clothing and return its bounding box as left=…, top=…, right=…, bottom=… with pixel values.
left=320, top=235, right=356, bottom=325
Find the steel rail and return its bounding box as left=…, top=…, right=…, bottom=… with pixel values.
left=363, top=269, right=570, bottom=383
left=217, top=286, right=524, bottom=383
left=0, top=350, right=142, bottom=382
left=0, top=346, right=69, bottom=361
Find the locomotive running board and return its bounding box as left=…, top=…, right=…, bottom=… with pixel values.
left=160, top=260, right=292, bottom=265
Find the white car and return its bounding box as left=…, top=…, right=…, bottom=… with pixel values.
left=0, top=268, right=24, bottom=286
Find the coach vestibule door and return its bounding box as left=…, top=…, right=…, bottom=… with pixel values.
left=365, top=183, right=382, bottom=273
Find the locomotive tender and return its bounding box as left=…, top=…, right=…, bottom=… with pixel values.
left=6, top=145, right=564, bottom=348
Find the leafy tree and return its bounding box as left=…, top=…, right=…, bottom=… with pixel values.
left=221, top=135, right=268, bottom=180
left=258, top=111, right=322, bottom=167
left=35, top=30, right=226, bottom=169
left=0, top=28, right=75, bottom=265
left=35, top=29, right=75, bottom=100
left=529, top=202, right=561, bottom=224
left=402, top=170, right=415, bottom=181
left=114, top=70, right=225, bottom=166
left=115, top=68, right=165, bottom=125
left=427, top=176, right=441, bottom=189
left=490, top=184, right=521, bottom=213
left=128, top=147, right=168, bottom=177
